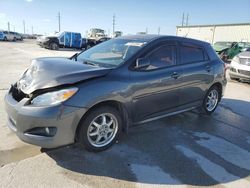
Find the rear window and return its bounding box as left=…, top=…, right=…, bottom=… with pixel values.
left=180, top=45, right=205, bottom=64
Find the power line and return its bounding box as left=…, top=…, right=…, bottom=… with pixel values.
left=186, top=13, right=189, bottom=26
left=23, top=20, right=25, bottom=34
left=7, top=22, right=10, bottom=31
left=58, top=12, right=61, bottom=32
left=181, top=13, right=189, bottom=26
left=113, top=14, right=115, bottom=36
left=182, top=12, right=185, bottom=26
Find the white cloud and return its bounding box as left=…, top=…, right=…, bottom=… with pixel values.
left=0, top=13, right=7, bottom=24
left=0, top=13, right=6, bottom=19
left=25, top=0, right=33, bottom=2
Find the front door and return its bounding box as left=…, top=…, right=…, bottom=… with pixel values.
left=64, top=32, right=71, bottom=47
left=131, top=44, right=182, bottom=122
left=71, top=33, right=81, bottom=48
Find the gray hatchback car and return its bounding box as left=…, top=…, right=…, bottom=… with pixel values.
left=5, top=35, right=227, bottom=151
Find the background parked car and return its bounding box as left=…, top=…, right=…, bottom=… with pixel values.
left=86, top=37, right=111, bottom=49
left=0, top=30, right=4, bottom=41
left=1, top=31, right=15, bottom=41
left=13, top=32, right=23, bottom=41
left=229, top=50, right=250, bottom=82
left=213, top=41, right=250, bottom=62
left=38, top=31, right=86, bottom=50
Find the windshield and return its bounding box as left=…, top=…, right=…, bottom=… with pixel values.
left=77, top=38, right=147, bottom=68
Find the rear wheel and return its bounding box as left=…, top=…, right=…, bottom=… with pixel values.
left=78, top=106, right=122, bottom=152
left=49, top=42, right=59, bottom=50
left=202, top=86, right=220, bottom=115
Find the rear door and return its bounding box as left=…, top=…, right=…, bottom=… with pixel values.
left=177, top=42, right=214, bottom=107
left=71, top=33, right=82, bottom=48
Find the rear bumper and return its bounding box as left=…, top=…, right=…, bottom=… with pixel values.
left=4, top=90, right=87, bottom=148
left=229, top=67, right=250, bottom=81
left=229, top=71, right=250, bottom=81
left=229, top=60, right=250, bottom=81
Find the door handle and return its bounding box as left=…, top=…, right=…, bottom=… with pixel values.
left=171, top=72, right=180, bottom=79
left=205, top=65, right=211, bottom=72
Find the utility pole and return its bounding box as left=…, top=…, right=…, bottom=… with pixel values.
left=58, top=12, right=61, bottom=32
left=146, top=27, right=148, bottom=34
left=186, top=13, right=189, bottom=26
left=182, top=12, right=185, bottom=26
left=31, top=25, right=33, bottom=35
left=158, top=27, right=161, bottom=35
left=7, top=22, right=10, bottom=31
left=112, top=14, right=116, bottom=37
left=23, top=20, right=26, bottom=34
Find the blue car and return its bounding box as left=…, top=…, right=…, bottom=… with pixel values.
left=38, top=31, right=87, bottom=50
left=0, top=31, right=4, bottom=41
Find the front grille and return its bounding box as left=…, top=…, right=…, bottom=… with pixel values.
left=239, top=58, right=250, bottom=66
left=238, top=69, right=250, bottom=76
left=10, top=84, right=28, bottom=102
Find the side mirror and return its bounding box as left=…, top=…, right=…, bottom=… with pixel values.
left=135, top=58, right=150, bottom=69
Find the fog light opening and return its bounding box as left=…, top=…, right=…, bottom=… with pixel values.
left=25, top=127, right=57, bottom=137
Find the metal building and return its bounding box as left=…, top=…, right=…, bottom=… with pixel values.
left=176, top=23, right=250, bottom=44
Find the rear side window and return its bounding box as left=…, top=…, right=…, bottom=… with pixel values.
left=180, top=45, right=205, bottom=64
left=145, top=45, right=176, bottom=70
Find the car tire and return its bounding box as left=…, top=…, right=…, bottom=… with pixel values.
left=4, top=37, right=7, bottom=41
left=49, top=42, right=59, bottom=50
left=86, top=44, right=91, bottom=49
left=201, top=86, right=220, bottom=115
left=13, top=37, right=16, bottom=42
left=78, top=106, right=122, bottom=152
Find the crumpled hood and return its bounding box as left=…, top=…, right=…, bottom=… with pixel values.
left=17, top=57, right=111, bottom=94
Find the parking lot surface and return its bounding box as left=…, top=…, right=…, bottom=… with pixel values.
left=0, top=40, right=250, bottom=188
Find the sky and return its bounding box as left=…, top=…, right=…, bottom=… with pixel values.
left=0, top=0, right=250, bottom=36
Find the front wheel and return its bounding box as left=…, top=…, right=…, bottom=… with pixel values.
left=78, top=106, right=122, bottom=152
left=49, top=42, right=59, bottom=50
left=202, top=86, right=220, bottom=115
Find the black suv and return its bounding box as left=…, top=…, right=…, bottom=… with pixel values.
left=5, top=35, right=227, bottom=152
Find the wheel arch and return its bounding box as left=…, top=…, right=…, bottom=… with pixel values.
left=209, top=82, right=223, bottom=101
left=75, top=100, right=130, bottom=142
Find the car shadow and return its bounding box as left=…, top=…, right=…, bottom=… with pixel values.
left=45, top=99, right=250, bottom=186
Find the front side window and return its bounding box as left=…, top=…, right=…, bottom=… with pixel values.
left=180, top=45, right=204, bottom=64
left=59, top=35, right=64, bottom=43
left=77, top=38, right=147, bottom=68
left=145, top=45, right=176, bottom=70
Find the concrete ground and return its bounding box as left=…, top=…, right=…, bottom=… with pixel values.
left=0, top=40, right=249, bottom=188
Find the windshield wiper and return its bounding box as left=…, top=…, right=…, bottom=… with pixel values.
left=83, top=61, right=99, bottom=67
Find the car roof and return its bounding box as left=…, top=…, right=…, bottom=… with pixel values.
left=118, top=35, right=210, bottom=46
